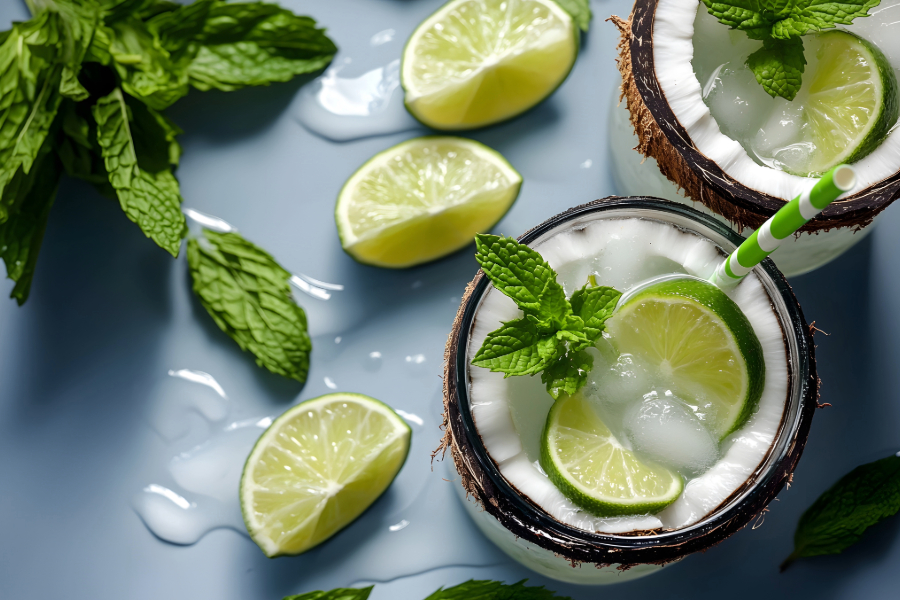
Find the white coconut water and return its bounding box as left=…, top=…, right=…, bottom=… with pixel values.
left=467, top=217, right=789, bottom=533
left=692, top=3, right=900, bottom=174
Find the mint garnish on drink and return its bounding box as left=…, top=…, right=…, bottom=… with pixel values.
left=702, top=0, right=881, bottom=100
left=471, top=234, right=620, bottom=399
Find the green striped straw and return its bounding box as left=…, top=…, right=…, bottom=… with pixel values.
left=712, top=164, right=857, bottom=288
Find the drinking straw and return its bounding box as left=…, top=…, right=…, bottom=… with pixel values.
left=711, top=164, right=857, bottom=288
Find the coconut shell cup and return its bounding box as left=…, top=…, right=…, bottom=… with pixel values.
left=610, top=0, right=900, bottom=234
left=439, top=197, right=818, bottom=570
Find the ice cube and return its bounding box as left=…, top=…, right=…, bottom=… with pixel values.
left=623, top=394, right=719, bottom=477
left=583, top=343, right=660, bottom=442
left=706, top=66, right=776, bottom=142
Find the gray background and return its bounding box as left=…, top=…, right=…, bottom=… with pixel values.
left=0, top=0, right=898, bottom=598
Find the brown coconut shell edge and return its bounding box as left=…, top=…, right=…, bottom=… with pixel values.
left=610, top=1, right=900, bottom=233
left=436, top=197, right=820, bottom=569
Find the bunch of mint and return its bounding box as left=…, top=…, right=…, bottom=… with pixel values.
left=701, top=0, right=881, bottom=100
left=471, top=234, right=621, bottom=399
left=0, top=0, right=336, bottom=382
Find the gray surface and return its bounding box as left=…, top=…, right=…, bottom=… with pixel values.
left=0, top=0, right=898, bottom=599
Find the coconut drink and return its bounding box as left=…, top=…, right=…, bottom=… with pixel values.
left=440, top=197, right=817, bottom=584
left=610, top=0, right=900, bottom=276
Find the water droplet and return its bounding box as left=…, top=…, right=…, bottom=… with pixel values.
left=580, top=159, right=593, bottom=169
left=395, top=410, right=425, bottom=427
left=389, top=519, right=410, bottom=532
left=370, top=28, right=395, bottom=47
left=324, top=376, right=338, bottom=389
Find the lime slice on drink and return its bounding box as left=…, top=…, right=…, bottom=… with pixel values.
left=240, top=393, right=411, bottom=557
left=606, top=278, right=765, bottom=439
left=401, top=0, right=578, bottom=130
left=335, top=136, right=521, bottom=268
left=800, top=30, right=899, bottom=175
left=541, top=392, right=683, bottom=516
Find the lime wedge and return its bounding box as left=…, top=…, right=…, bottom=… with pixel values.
left=541, top=392, right=683, bottom=516
left=401, top=0, right=578, bottom=130
left=240, top=393, right=411, bottom=557
left=801, top=30, right=899, bottom=175
left=336, top=136, right=521, bottom=268
left=606, top=278, right=765, bottom=439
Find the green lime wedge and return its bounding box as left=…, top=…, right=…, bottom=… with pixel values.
left=541, top=392, right=684, bottom=516
left=240, top=393, right=411, bottom=557
left=800, top=30, right=899, bottom=175
left=606, top=278, right=765, bottom=439
left=335, top=136, right=521, bottom=268
left=401, top=0, right=579, bottom=130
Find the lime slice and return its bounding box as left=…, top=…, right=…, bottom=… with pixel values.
left=240, top=393, right=411, bottom=557
left=335, top=136, right=521, bottom=268
left=800, top=30, right=899, bottom=175
left=401, top=0, right=578, bottom=130
left=606, top=278, right=765, bottom=439
left=541, top=392, right=683, bottom=516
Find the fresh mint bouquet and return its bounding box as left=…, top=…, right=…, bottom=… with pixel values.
left=0, top=0, right=337, bottom=382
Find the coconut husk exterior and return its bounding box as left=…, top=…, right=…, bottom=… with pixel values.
left=437, top=197, right=819, bottom=568
left=610, top=0, right=900, bottom=233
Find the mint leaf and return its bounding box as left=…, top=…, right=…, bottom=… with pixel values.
left=782, top=454, right=900, bottom=570
left=0, top=145, right=60, bottom=305
left=107, top=18, right=191, bottom=110
left=187, top=229, right=312, bottom=382
left=553, top=0, right=592, bottom=31
left=747, top=36, right=806, bottom=100
left=542, top=350, right=594, bottom=399
left=424, top=579, right=572, bottom=600
left=93, top=87, right=186, bottom=256
left=57, top=100, right=115, bottom=195
left=283, top=587, right=372, bottom=600
left=0, top=12, right=66, bottom=219
left=700, top=1, right=774, bottom=40
left=569, top=284, right=621, bottom=342
left=186, top=2, right=337, bottom=92
left=475, top=234, right=568, bottom=325
left=782, top=0, right=882, bottom=37
left=471, top=318, right=559, bottom=376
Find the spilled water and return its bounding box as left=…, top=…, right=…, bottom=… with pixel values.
left=294, top=28, right=421, bottom=142
left=135, top=364, right=499, bottom=582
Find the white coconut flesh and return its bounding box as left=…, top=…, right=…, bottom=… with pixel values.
left=466, top=217, right=790, bottom=533
left=654, top=0, right=900, bottom=200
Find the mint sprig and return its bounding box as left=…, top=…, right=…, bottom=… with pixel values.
left=0, top=0, right=336, bottom=303
left=781, top=453, right=900, bottom=570
left=472, top=234, right=621, bottom=399
left=284, top=579, right=574, bottom=600
left=701, top=0, right=881, bottom=100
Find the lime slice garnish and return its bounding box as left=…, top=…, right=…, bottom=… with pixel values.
left=606, top=278, right=765, bottom=439
left=240, top=393, right=411, bottom=557
left=335, top=136, right=521, bottom=268
left=800, top=30, right=899, bottom=175
left=541, top=392, right=684, bottom=516
left=401, top=0, right=579, bottom=130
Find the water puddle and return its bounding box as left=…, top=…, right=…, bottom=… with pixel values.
left=294, top=27, right=422, bottom=142
left=134, top=368, right=498, bottom=583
